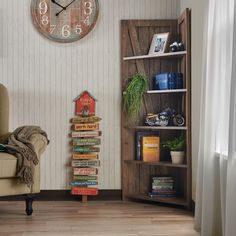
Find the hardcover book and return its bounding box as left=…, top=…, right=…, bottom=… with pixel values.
left=153, top=73, right=169, bottom=90
left=71, top=187, right=98, bottom=196
left=168, top=73, right=177, bottom=89
left=152, top=176, right=173, bottom=181
left=152, top=184, right=174, bottom=189
left=142, top=136, right=160, bottom=162
left=73, top=168, right=97, bottom=175
left=135, top=131, right=160, bottom=161
left=176, top=73, right=183, bottom=89
left=148, top=192, right=176, bottom=198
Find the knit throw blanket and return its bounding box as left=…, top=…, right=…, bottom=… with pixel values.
left=0, top=126, right=49, bottom=186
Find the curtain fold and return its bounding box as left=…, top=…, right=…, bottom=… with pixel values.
left=225, top=2, right=236, bottom=234
left=194, top=0, right=236, bottom=235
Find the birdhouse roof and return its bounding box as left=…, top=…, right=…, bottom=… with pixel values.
left=73, top=90, right=97, bottom=102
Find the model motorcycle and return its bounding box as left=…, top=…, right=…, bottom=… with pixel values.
left=145, top=108, right=185, bottom=127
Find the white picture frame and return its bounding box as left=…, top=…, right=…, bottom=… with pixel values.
left=148, top=33, right=170, bottom=54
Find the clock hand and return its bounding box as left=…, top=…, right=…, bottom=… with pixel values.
left=51, top=0, right=66, bottom=10
left=55, top=0, right=77, bottom=16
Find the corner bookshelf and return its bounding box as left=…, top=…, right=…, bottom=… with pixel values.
left=121, top=9, right=191, bottom=209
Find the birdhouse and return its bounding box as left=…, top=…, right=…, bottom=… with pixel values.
left=74, top=91, right=97, bottom=117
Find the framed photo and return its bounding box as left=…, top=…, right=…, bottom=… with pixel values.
left=148, top=33, right=170, bottom=54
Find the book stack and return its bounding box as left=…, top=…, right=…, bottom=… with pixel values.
left=148, top=176, right=176, bottom=198
left=70, top=91, right=101, bottom=200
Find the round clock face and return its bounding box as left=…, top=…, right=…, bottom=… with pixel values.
left=31, top=0, right=99, bottom=43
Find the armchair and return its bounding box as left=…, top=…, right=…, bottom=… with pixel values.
left=0, top=84, right=48, bottom=215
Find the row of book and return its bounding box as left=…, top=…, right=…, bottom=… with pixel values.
left=148, top=176, right=176, bottom=198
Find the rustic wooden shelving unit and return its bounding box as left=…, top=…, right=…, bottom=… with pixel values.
left=121, top=9, right=191, bottom=209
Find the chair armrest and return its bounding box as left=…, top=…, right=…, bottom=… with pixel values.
left=29, top=134, right=48, bottom=193
left=29, top=134, right=48, bottom=158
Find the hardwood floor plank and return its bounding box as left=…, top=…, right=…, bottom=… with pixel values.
left=0, top=201, right=199, bottom=236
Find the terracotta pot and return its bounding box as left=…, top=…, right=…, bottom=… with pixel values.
left=170, top=151, right=184, bottom=164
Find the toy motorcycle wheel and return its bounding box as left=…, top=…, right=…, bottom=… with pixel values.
left=173, top=115, right=185, bottom=126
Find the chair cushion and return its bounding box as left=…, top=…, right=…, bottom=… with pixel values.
left=0, top=153, right=17, bottom=178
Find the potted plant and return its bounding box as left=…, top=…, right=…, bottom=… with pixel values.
left=162, top=135, right=185, bottom=164
left=122, top=73, right=148, bottom=123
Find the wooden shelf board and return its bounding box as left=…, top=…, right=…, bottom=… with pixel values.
left=133, top=126, right=187, bottom=130
left=126, top=194, right=188, bottom=206
left=147, top=89, right=187, bottom=94
left=123, top=51, right=187, bottom=61
left=124, top=160, right=188, bottom=168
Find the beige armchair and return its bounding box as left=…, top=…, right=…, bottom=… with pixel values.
left=0, top=84, right=48, bottom=215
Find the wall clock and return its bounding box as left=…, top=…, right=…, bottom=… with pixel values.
left=31, top=0, right=99, bottom=43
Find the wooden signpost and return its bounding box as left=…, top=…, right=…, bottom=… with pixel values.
left=70, top=91, right=101, bottom=203
left=72, top=159, right=100, bottom=167
left=72, top=123, right=100, bottom=131
left=71, top=131, right=102, bottom=138
left=72, top=153, right=98, bottom=160
left=73, top=138, right=101, bottom=146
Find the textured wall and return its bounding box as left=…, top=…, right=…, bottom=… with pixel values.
left=0, top=0, right=180, bottom=190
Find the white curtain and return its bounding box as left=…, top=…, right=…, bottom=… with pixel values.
left=194, top=0, right=236, bottom=235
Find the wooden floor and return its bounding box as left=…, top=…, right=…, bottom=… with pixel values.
left=0, top=201, right=199, bottom=236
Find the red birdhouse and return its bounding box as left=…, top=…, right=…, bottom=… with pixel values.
left=74, top=91, right=97, bottom=117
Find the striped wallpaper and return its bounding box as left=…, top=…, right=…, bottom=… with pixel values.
left=0, top=0, right=180, bottom=190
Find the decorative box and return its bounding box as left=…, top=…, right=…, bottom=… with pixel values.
left=153, top=73, right=183, bottom=90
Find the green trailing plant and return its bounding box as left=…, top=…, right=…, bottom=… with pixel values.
left=123, top=73, right=148, bottom=122
left=162, top=135, right=185, bottom=151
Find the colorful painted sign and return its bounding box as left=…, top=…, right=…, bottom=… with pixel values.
left=71, top=187, right=98, bottom=196
left=71, top=116, right=102, bottom=123
left=73, top=175, right=98, bottom=181
left=70, top=181, right=98, bottom=186
left=73, top=168, right=97, bottom=176
left=74, top=91, right=97, bottom=117
left=73, top=138, right=101, bottom=146
left=72, top=153, right=98, bottom=160
left=72, top=159, right=100, bottom=167
left=72, top=123, right=99, bottom=131
left=73, top=147, right=100, bottom=153
left=71, top=131, right=102, bottom=138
